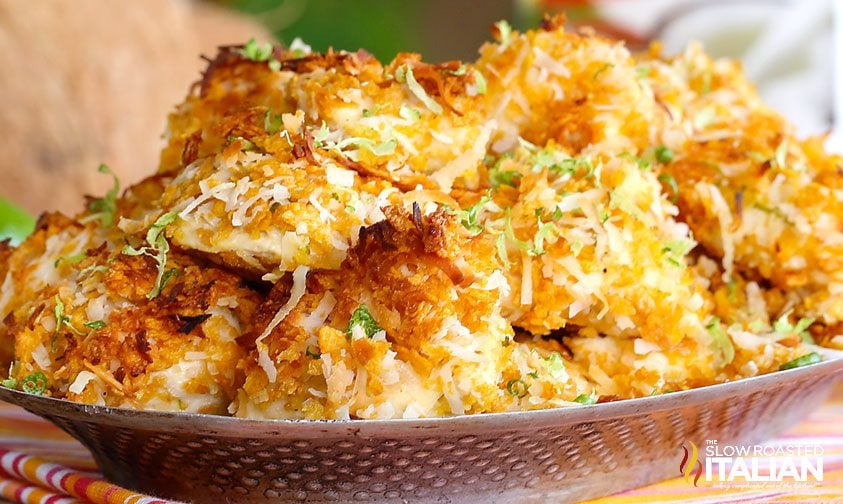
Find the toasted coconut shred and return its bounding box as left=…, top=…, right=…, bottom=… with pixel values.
left=255, top=265, right=309, bottom=383
left=0, top=16, right=840, bottom=419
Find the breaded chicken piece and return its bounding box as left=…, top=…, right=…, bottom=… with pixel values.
left=235, top=206, right=590, bottom=419
left=459, top=144, right=743, bottom=390
left=127, top=128, right=400, bottom=278
left=0, top=213, right=261, bottom=413
left=566, top=318, right=816, bottom=398
left=639, top=43, right=843, bottom=329
left=0, top=239, right=15, bottom=369
left=160, top=45, right=493, bottom=193
left=470, top=142, right=819, bottom=393
left=476, top=17, right=656, bottom=158
left=472, top=144, right=706, bottom=342
left=691, top=253, right=843, bottom=351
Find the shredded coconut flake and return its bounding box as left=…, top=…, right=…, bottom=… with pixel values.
left=520, top=254, right=533, bottom=306
left=326, top=165, right=356, bottom=187
left=179, top=181, right=235, bottom=219
left=704, top=183, right=735, bottom=280
left=32, top=343, right=51, bottom=370
left=256, top=265, right=310, bottom=382
left=68, top=371, right=97, bottom=394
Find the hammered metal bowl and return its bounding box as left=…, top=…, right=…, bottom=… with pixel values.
left=1, top=352, right=841, bottom=504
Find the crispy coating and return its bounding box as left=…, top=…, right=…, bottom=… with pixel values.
left=0, top=239, right=15, bottom=369
left=137, top=133, right=399, bottom=277
left=477, top=17, right=656, bottom=157
left=236, top=207, right=592, bottom=419
left=639, top=43, right=843, bottom=328
left=459, top=144, right=745, bottom=390
left=690, top=253, right=843, bottom=351
left=115, top=173, right=174, bottom=222
left=160, top=47, right=493, bottom=193
left=472, top=145, right=709, bottom=345
left=1, top=213, right=261, bottom=413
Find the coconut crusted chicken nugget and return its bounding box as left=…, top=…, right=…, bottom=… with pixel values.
left=568, top=251, right=818, bottom=396
left=473, top=142, right=820, bottom=395
left=467, top=144, right=737, bottom=394
left=639, top=43, right=843, bottom=333
left=235, top=206, right=591, bottom=419
left=0, top=240, right=16, bottom=369
left=476, top=144, right=704, bottom=342
left=291, top=52, right=493, bottom=192
left=0, top=212, right=260, bottom=413
left=690, top=253, right=840, bottom=353
left=476, top=16, right=656, bottom=158
left=132, top=127, right=399, bottom=278
left=161, top=43, right=493, bottom=193
left=158, top=44, right=295, bottom=176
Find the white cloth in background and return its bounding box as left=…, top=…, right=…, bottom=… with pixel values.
left=592, top=0, right=839, bottom=149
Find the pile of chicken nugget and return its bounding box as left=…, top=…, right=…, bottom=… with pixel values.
left=0, top=16, right=839, bottom=419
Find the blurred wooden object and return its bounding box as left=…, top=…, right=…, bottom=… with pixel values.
left=0, top=0, right=272, bottom=215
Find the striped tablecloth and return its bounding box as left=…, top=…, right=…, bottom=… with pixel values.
left=0, top=387, right=841, bottom=503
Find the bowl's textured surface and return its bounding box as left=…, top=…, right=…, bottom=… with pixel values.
left=1, top=355, right=841, bottom=504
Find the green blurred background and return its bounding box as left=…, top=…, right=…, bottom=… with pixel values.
left=224, top=0, right=517, bottom=62
left=0, top=200, right=34, bottom=246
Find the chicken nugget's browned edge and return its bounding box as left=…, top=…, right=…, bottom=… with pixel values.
left=0, top=238, right=15, bottom=370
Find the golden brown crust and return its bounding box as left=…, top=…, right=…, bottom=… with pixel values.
left=1, top=210, right=262, bottom=412
left=237, top=204, right=515, bottom=418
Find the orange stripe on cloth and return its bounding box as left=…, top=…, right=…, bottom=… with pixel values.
left=0, top=449, right=176, bottom=504
left=0, top=475, right=84, bottom=504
